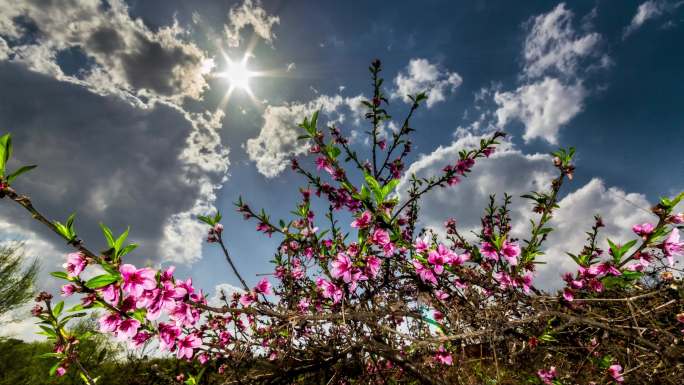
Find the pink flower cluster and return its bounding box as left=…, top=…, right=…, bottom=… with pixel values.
left=412, top=239, right=469, bottom=286
left=62, top=261, right=210, bottom=360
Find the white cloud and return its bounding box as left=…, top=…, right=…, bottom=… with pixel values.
left=623, top=1, right=683, bottom=38
left=534, top=178, right=654, bottom=289
left=398, top=133, right=656, bottom=291
left=246, top=94, right=365, bottom=178
left=391, top=58, right=463, bottom=108
left=209, top=283, right=245, bottom=308
left=398, top=133, right=554, bottom=240
left=0, top=0, right=212, bottom=103
left=492, top=3, right=604, bottom=144
left=224, top=0, right=280, bottom=48
left=523, top=3, right=602, bottom=79
left=494, top=77, right=585, bottom=144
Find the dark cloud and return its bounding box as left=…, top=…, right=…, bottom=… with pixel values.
left=0, top=61, right=201, bottom=265
left=0, top=0, right=211, bottom=102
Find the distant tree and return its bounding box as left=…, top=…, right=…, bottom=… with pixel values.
left=0, top=242, right=38, bottom=318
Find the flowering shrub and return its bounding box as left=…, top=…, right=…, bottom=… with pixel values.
left=2, top=60, right=684, bottom=385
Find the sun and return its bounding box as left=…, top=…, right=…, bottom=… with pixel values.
left=224, top=55, right=254, bottom=93
left=212, top=47, right=284, bottom=110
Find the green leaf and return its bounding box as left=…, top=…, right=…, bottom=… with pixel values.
left=381, top=178, right=400, bottom=198
left=329, top=146, right=341, bottom=159
left=85, top=274, right=119, bottom=289
left=79, top=372, right=91, bottom=384
left=6, top=164, right=37, bottom=184
left=119, top=243, right=138, bottom=257
left=364, top=173, right=383, bottom=202
left=52, top=301, right=64, bottom=317
left=310, top=110, right=319, bottom=132
left=67, top=304, right=85, bottom=312
left=114, top=227, right=129, bottom=252
left=49, top=361, right=60, bottom=376
left=39, top=325, right=57, bottom=337
left=618, top=239, right=637, bottom=260
left=99, top=223, right=115, bottom=248
left=197, top=215, right=214, bottom=226
left=50, top=271, right=69, bottom=280
left=66, top=213, right=76, bottom=232
left=0, top=133, right=11, bottom=177
left=37, top=352, right=64, bottom=359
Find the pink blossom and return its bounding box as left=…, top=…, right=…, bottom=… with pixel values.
left=414, top=236, right=430, bottom=253
left=412, top=260, right=437, bottom=285
left=493, top=271, right=516, bottom=290
left=537, top=366, right=557, bottom=384
left=427, top=244, right=451, bottom=275
left=63, top=252, right=87, bottom=277
left=298, top=298, right=310, bottom=313
left=365, top=256, right=381, bottom=278
left=588, top=279, right=604, bottom=293
left=669, top=213, right=684, bottom=224
left=218, top=331, right=232, bottom=347
left=597, top=262, right=621, bottom=276
left=315, top=156, right=334, bottom=175
left=254, top=277, right=272, bottom=295
left=160, top=266, right=175, bottom=282
left=60, top=284, right=76, bottom=297
left=632, top=222, right=655, bottom=237
left=434, top=346, right=452, bottom=365
left=351, top=211, right=372, bottom=229
left=240, top=293, right=255, bottom=307
left=197, top=353, right=209, bottom=364
left=479, top=242, right=498, bottom=261
left=98, top=312, right=121, bottom=333
left=663, top=228, right=683, bottom=266
left=563, top=288, right=574, bottom=302
left=608, top=364, right=624, bottom=383
left=119, top=264, right=157, bottom=297
left=130, top=331, right=152, bottom=348
left=175, top=278, right=195, bottom=297
left=501, top=240, right=520, bottom=266
left=169, top=301, right=199, bottom=327
left=316, top=278, right=343, bottom=304
left=176, top=334, right=201, bottom=360
left=371, top=228, right=391, bottom=246
left=520, top=274, right=534, bottom=294
left=435, top=290, right=449, bottom=300
left=116, top=318, right=140, bottom=340
left=579, top=265, right=600, bottom=278
left=147, top=281, right=186, bottom=320
left=676, top=313, right=684, bottom=323
left=450, top=252, right=470, bottom=266
left=99, top=283, right=120, bottom=305
left=331, top=253, right=354, bottom=282
left=158, top=322, right=181, bottom=350
left=55, top=367, right=66, bottom=377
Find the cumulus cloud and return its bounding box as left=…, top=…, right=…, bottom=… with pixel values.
left=391, top=58, right=463, bottom=108
left=397, top=133, right=554, bottom=239
left=398, top=133, right=655, bottom=290
left=623, top=1, right=683, bottom=38
left=0, top=0, right=212, bottom=103
left=536, top=178, right=654, bottom=289
left=224, top=0, right=280, bottom=48
left=494, top=77, right=585, bottom=144
left=0, top=62, right=224, bottom=267
left=523, top=3, right=602, bottom=79
left=493, top=3, right=604, bottom=144
left=246, top=94, right=365, bottom=178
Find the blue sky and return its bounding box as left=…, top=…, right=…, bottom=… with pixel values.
left=0, top=0, right=682, bottom=337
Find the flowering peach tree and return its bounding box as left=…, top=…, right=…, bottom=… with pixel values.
left=2, top=60, right=684, bottom=385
